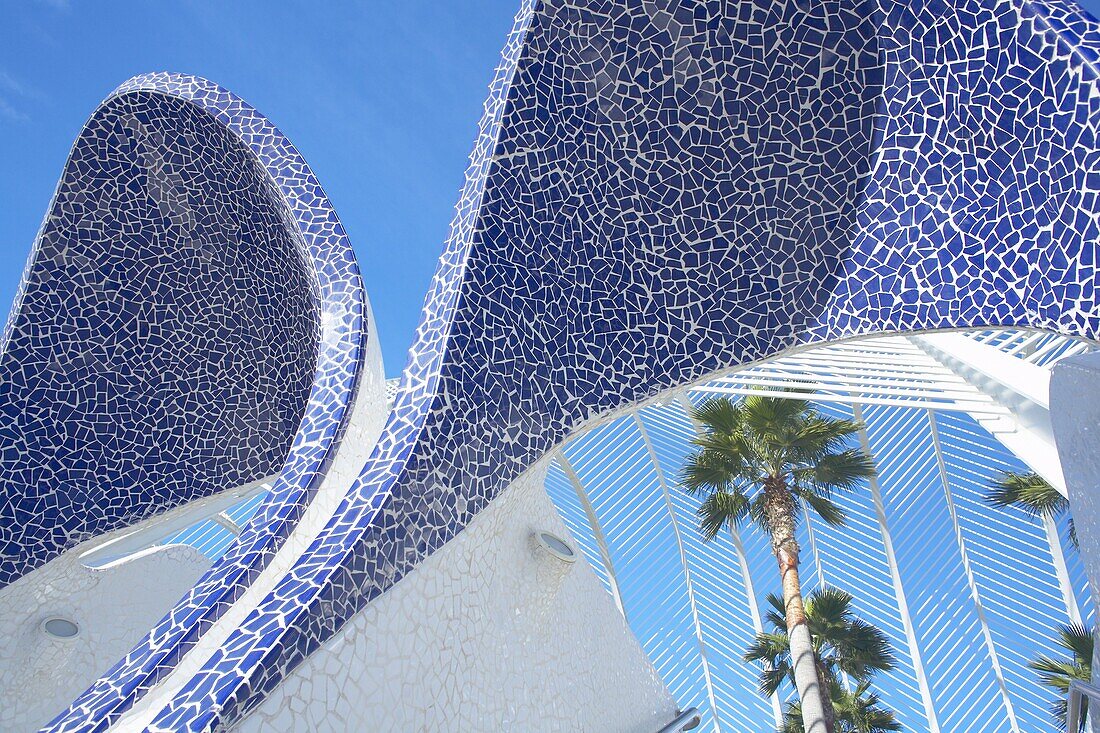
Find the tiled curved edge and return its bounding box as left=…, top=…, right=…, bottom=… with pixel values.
left=87, top=0, right=1100, bottom=729
left=39, top=73, right=379, bottom=732
left=0, top=78, right=322, bottom=587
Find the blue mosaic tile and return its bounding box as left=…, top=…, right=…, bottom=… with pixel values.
left=28, top=0, right=1100, bottom=730
left=0, top=88, right=317, bottom=587
left=35, top=73, right=368, bottom=731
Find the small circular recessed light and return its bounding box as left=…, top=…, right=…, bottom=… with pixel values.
left=42, top=616, right=80, bottom=640
left=534, top=530, right=576, bottom=563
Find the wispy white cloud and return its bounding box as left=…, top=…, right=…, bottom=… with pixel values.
left=0, top=72, right=26, bottom=96
left=0, top=71, right=45, bottom=123
left=0, top=71, right=46, bottom=100
left=0, top=96, right=30, bottom=123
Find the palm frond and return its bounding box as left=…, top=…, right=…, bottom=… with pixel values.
left=787, top=415, right=864, bottom=462
left=689, top=397, right=744, bottom=437
left=781, top=701, right=805, bottom=733
left=831, top=618, right=897, bottom=676
left=806, top=588, right=894, bottom=677
left=680, top=448, right=738, bottom=495
left=744, top=631, right=791, bottom=663
left=741, top=393, right=813, bottom=439
left=836, top=681, right=904, bottom=732
left=794, top=487, right=847, bottom=527
left=1030, top=656, right=1087, bottom=691
left=986, top=470, right=1069, bottom=519
left=696, top=489, right=750, bottom=540
left=681, top=395, right=876, bottom=556
left=780, top=679, right=902, bottom=733
left=806, top=586, right=854, bottom=622
left=744, top=625, right=795, bottom=697
left=763, top=593, right=787, bottom=630
left=750, top=586, right=898, bottom=700
left=807, top=449, right=876, bottom=495
left=760, top=660, right=793, bottom=697
left=1031, top=623, right=1094, bottom=731
left=1059, top=622, right=1095, bottom=666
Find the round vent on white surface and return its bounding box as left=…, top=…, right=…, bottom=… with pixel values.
left=533, top=530, right=577, bottom=563
left=42, top=616, right=80, bottom=640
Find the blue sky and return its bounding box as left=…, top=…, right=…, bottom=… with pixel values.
left=0, top=1, right=518, bottom=376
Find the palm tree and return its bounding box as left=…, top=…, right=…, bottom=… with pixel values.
left=744, top=588, right=896, bottom=701
left=680, top=395, right=876, bottom=733
left=782, top=680, right=902, bottom=733
left=985, top=470, right=1076, bottom=547
left=1030, top=622, right=1093, bottom=731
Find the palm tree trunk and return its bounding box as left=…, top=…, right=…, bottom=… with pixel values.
left=815, top=658, right=837, bottom=733
left=767, top=478, right=830, bottom=733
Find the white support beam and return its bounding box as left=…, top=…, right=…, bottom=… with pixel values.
left=775, top=349, right=955, bottom=370
left=911, top=333, right=1066, bottom=494
left=676, top=393, right=785, bottom=727
left=927, top=411, right=1020, bottom=733
left=713, top=374, right=983, bottom=399
left=1041, top=512, right=1083, bottom=626
left=798, top=507, right=855, bottom=694
left=914, top=332, right=1082, bottom=623
left=800, top=504, right=826, bottom=593
left=212, top=512, right=243, bottom=536
left=910, top=332, right=1047, bottom=405
left=691, top=385, right=1007, bottom=415
left=555, top=450, right=629, bottom=622
left=634, top=413, right=723, bottom=733
left=727, top=521, right=785, bottom=726
left=852, top=401, right=943, bottom=733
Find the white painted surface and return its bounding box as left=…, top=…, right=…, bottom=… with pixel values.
left=913, top=332, right=1066, bottom=492
left=0, top=544, right=211, bottom=732
left=1051, top=352, right=1100, bottom=733
left=235, top=459, right=677, bottom=733
left=1050, top=353, right=1100, bottom=601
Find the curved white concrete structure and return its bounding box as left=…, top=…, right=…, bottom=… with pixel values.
left=0, top=545, right=210, bottom=731
left=237, top=460, right=675, bottom=733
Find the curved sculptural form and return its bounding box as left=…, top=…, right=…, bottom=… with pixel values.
left=0, top=80, right=320, bottom=586
left=18, top=0, right=1100, bottom=730
left=6, top=73, right=385, bottom=731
